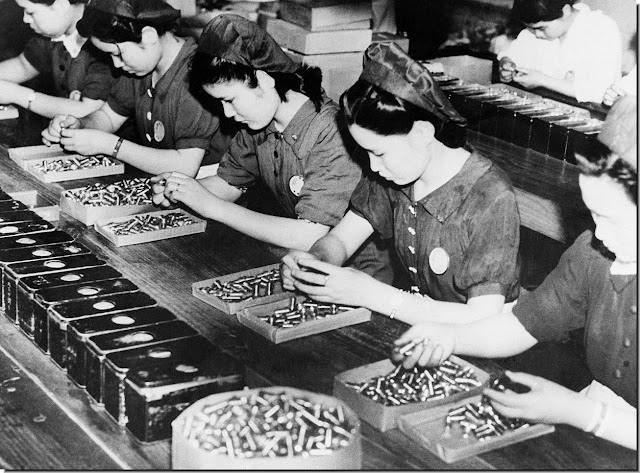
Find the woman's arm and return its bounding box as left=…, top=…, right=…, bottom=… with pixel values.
left=0, top=54, right=38, bottom=83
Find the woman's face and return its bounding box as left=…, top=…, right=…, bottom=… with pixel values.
left=579, top=173, right=637, bottom=263
left=203, top=80, right=279, bottom=131
left=348, top=123, right=430, bottom=186
left=16, top=0, right=74, bottom=38
left=91, top=37, right=160, bottom=77
left=523, top=4, right=572, bottom=40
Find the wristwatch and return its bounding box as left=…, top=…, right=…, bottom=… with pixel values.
left=25, top=90, right=37, bottom=109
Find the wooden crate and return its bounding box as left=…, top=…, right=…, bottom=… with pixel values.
left=0, top=105, right=19, bottom=120
left=280, top=0, right=372, bottom=30
left=25, top=156, right=125, bottom=183
left=266, top=18, right=372, bottom=54
left=397, top=394, right=555, bottom=463
left=192, top=263, right=290, bottom=315
left=60, top=189, right=156, bottom=226
left=8, top=191, right=60, bottom=222
left=8, top=144, right=66, bottom=170
left=237, top=295, right=371, bottom=344
left=333, top=357, right=490, bottom=432
left=94, top=209, right=206, bottom=247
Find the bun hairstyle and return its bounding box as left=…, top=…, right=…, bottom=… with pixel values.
left=341, top=79, right=467, bottom=148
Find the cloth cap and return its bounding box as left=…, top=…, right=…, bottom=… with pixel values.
left=359, top=42, right=467, bottom=125
left=197, top=14, right=298, bottom=73
left=83, top=0, right=180, bottom=24
left=598, top=96, right=637, bottom=170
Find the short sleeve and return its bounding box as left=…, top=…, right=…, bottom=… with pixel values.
left=106, top=75, right=136, bottom=118
left=217, top=130, right=261, bottom=188
left=455, top=168, right=520, bottom=299
left=349, top=173, right=395, bottom=240
left=77, top=44, right=118, bottom=101
left=294, top=122, right=362, bottom=227
left=513, top=230, right=593, bottom=342
left=172, top=91, right=220, bottom=151
left=22, top=37, right=54, bottom=75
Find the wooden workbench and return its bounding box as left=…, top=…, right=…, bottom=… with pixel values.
left=0, top=111, right=633, bottom=470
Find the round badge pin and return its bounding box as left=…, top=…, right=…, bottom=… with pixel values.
left=289, top=175, right=304, bottom=196
left=153, top=120, right=165, bottom=142
left=429, top=247, right=450, bottom=275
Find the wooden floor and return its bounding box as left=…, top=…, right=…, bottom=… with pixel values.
left=0, top=111, right=635, bottom=470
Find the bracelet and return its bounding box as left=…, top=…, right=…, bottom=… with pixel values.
left=25, top=90, right=37, bottom=110
left=388, top=291, right=404, bottom=319
left=112, top=136, right=124, bottom=158
left=592, top=403, right=609, bottom=437
left=585, top=401, right=607, bottom=435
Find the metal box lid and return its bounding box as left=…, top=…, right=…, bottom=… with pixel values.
left=0, top=210, right=42, bottom=225
left=6, top=253, right=105, bottom=278
left=0, top=230, right=74, bottom=251
left=0, top=241, right=89, bottom=265
left=34, top=277, right=138, bottom=304
left=20, top=265, right=121, bottom=292
left=49, top=291, right=157, bottom=322
left=69, top=306, right=176, bottom=339
left=0, top=200, right=28, bottom=212
left=0, top=220, right=55, bottom=238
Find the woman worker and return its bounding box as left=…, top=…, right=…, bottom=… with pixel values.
left=392, top=96, right=637, bottom=450
left=151, top=15, right=392, bottom=282
left=282, top=42, right=522, bottom=324
left=498, top=0, right=622, bottom=103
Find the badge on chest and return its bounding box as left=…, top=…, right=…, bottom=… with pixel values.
left=154, top=120, right=165, bottom=142
left=429, top=247, right=450, bottom=275
left=289, top=175, right=304, bottom=196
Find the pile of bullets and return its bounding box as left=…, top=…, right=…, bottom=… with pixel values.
left=444, top=397, right=530, bottom=441
left=103, top=212, right=197, bottom=235
left=255, top=297, right=356, bottom=328
left=198, top=269, right=281, bottom=302
left=344, top=359, right=481, bottom=405
left=66, top=178, right=152, bottom=206
left=180, top=390, right=356, bottom=458
left=32, top=155, right=117, bottom=174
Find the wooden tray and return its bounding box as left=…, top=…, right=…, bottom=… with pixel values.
left=7, top=191, right=59, bottom=222
left=60, top=189, right=156, bottom=226
left=8, top=144, right=66, bottom=170
left=192, top=263, right=291, bottom=315
left=0, top=105, right=19, bottom=120
left=94, top=209, right=206, bottom=247
left=238, top=295, right=371, bottom=344
left=397, top=394, right=555, bottom=463
left=25, top=155, right=124, bottom=183
left=333, top=357, right=490, bottom=432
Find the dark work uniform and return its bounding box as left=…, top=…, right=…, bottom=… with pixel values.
left=217, top=96, right=393, bottom=282
left=107, top=37, right=232, bottom=166
left=22, top=36, right=117, bottom=100
left=514, top=230, right=637, bottom=407
left=350, top=151, right=521, bottom=302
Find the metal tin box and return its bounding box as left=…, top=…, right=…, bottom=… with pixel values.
left=0, top=219, right=55, bottom=239
left=477, top=95, right=521, bottom=137
left=528, top=112, right=573, bottom=155
left=46, top=291, right=157, bottom=370
left=67, top=306, right=176, bottom=388
left=0, top=210, right=43, bottom=225
left=547, top=117, right=590, bottom=161
left=511, top=105, right=558, bottom=149
left=84, top=318, right=197, bottom=404
left=333, top=358, right=489, bottom=432
left=565, top=120, right=603, bottom=165
left=108, top=336, right=244, bottom=442
left=494, top=101, right=541, bottom=144
left=3, top=254, right=105, bottom=324
left=0, top=199, right=28, bottom=213
left=0, top=230, right=74, bottom=252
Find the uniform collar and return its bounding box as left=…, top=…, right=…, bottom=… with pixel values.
left=51, top=29, right=87, bottom=59
left=610, top=261, right=637, bottom=292
left=150, top=37, right=196, bottom=99
left=256, top=98, right=319, bottom=151
left=403, top=150, right=491, bottom=222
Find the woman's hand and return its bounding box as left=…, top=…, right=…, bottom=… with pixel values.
left=150, top=173, right=175, bottom=208
left=41, top=114, right=81, bottom=146
left=158, top=172, right=218, bottom=217
left=288, top=257, right=375, bottom=307
left=602, top=83, right=627, bottom=107
left=512, top=67, right=547, bottom=89
left=484, top=371, right=579, bottom=425
left=499, top=58, right=518, bottom=83
left=280, top=250, right=319, bottom=291
left=58, top=128, right=114, bottom=156
left=391, top=323, right=456, bottom=369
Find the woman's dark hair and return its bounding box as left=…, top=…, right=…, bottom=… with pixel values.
left=340, top=79, right=466, bottom=148
left=575, top=140, right=637, bottom=205
left=511, top=0, right=576, bottom=24
left=29, top=0, right=86, bottom=4
left=189, top=54, right=324, bottom=112
left=76, top=9, right=176, bottom=43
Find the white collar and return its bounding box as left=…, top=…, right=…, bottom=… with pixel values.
left=51, top=30, right=87, bottom=59
left=610, top=260, right=637, bottom=276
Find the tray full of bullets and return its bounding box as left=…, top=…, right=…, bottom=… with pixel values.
left=237, top=295, right=371, bottom=344
left=95, top=209, right=206, bottom=246
left=333, top=357, right=490, bottom=431
left=192, top=264, right=291, bottom=315
left=60, top=178, right=156, bottom=225
left=397, top=393, right=554, bottom=463
left=25, top=154, right=124, bottom=183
